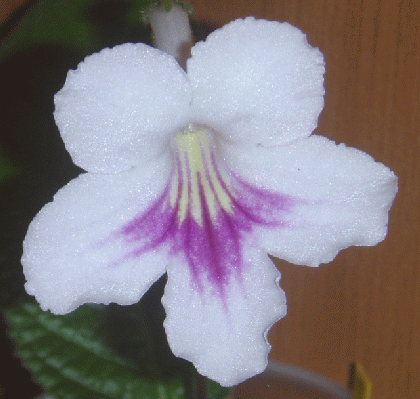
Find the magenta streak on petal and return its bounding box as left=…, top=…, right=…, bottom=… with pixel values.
left=170, top=175, right=242, bottom=301
left=115, top=143, right=296, bottom=302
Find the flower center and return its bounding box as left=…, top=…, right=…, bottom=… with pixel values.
left=115, top=124, right=296, bottom=303
left=171, top=125, right=232, bottom=225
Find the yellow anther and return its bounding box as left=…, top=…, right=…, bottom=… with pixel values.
left=171, top=126, right=232, bottom=225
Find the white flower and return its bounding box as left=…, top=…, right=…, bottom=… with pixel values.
left=21, top=17, right=397, bottom=386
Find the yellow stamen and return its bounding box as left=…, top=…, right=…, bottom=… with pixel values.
left=171, top=126, right=232, bottom=225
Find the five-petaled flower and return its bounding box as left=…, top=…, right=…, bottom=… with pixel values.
left=22, top=17, right=397, bottom=386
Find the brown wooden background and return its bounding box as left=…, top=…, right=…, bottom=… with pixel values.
left=194, top=2, right=419, bottom=398
left=2, top=1, right=419, bottom=398
left=192, top=1, right=419, bottom=398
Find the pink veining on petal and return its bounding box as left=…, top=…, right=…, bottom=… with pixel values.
left=108, top=128, right=298, bottom=304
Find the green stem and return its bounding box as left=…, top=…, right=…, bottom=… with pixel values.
left=185, top=362, right=208, bottom=399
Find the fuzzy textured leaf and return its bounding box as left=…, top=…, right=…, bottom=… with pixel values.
left=6, top=302, right=231, bottom=399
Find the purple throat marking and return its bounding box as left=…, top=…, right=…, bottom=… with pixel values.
left=116, top=139, right=295, bottom=302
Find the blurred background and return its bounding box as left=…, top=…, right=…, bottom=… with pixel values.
left=1, top=1, right=419, bottom=398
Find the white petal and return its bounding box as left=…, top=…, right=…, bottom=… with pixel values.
left=54, top=43, right=192, bottom=173
left=22, top=153, right=172, bottom=314
left=188, top=17, right=325, bottom=146
left=223, top=135, right=398, bottom=266
left=162, top=246, right=287, bottom=387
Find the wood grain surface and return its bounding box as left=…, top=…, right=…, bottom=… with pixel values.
left=2, top=1, right=419, bottom=398
left=192, top=1, right=419, bottom=398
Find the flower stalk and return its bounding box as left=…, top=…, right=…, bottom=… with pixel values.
left=184, top=362, right=208, bottom=399
left=149, top=3, right=193, bottom=69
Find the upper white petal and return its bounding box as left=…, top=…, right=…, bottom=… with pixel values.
left=22, top=152, right=172, bottom=314
left=54, top=43, right=192, bottom=173
left=162, top=245, right=286, bottom=387
left=222, top=135, right=398, bottom=266
left=188, top=17, right=325, bottom=146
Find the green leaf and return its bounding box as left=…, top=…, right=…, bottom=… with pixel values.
left=1, top=0, right=98, bottom=63
left=0, top=0, right=158, bottom=64
left=5, top=302, right=231, bottom=399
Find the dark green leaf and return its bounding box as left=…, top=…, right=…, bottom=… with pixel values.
left=0, top=0, right=158, bottom=64
left=6, top=302, right=231, bottom=399
left=1, top=0, right=98, bottom=63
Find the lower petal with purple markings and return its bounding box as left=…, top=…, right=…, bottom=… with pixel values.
left=117, top=126, right=296, bottom=305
